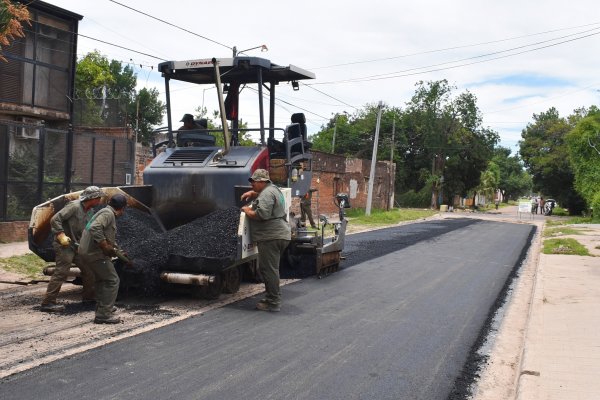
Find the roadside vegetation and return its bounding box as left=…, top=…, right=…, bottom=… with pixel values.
left=546, top=216, right=593, bottom=227
left=0, top=254, right=48, bottom=279
left=543, top=226, right=587, bottom=237
left=542, top=238, right=590, bottom=256
left=346, top=208, right=436, bottom=228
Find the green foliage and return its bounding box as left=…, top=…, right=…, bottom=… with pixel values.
left=129, top=87, right=164, bottom=145
left=542, top=238, right=589, bottom=256
left=345, top=207, right=436, bottom=226
left=74, top=51, right=165, bottom=142
left=566, top=107, right=600, bottom=216
left=479, top=161, right=500, bottom=200
left=551, top=206, right=568, bottom=216
left=311, top=80, right=498, bottom=210
left=0, top=254, right=49, bottom=279
left=519, top=107, right=586, bottom=214
left=402, top=80, right=498, bottom=208
left=75, top=51, right=115, bottom=89
left=591, top=191, right=600, bottom=223
left=491, top=147, right=532, bottom=200
left=191, top=107, right=255, bottom=147
left=398, top=186, right=431, bottom=208
left=543, top=227, right=585, bottom=237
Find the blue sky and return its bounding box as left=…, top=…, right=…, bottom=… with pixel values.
left=47, top=0, right=600, bottom=153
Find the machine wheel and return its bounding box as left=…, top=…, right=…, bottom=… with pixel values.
left=242, top=259, right=262, bottom=283
left=192, top=274, right=222, bottom=300
left=222, top=266, right=241, bottom=294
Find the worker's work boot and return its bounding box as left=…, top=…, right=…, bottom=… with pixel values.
left=256, top=302, right=280, bottom=312
left=40, top=303, right=65, bottom=313
left=93, top=316, right=121, bottom=324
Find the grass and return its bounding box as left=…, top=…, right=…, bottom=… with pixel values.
left=542, top=238, right=590, bottom=256
left=546, top=216, right=593, bottom=227
left=0, top=254, right=49, bottom=279
left=543, top=227, right=585, bottom=237
left=345, top=208, right=437, bottom=226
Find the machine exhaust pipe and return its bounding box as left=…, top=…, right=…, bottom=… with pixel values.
left=160, top=272, right=216, bottom=286
left=43, top=266, right=81, bottom=277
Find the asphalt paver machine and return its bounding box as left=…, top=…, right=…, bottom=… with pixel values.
left=28, top=56, right=349, bottom=298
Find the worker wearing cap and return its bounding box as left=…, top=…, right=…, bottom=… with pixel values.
left=241, top=169, right=291, bottom=312
left=178, top=113, right=200, bottom=130
left=40, top=186, right=105, bottom=313
left=79, top=193, right=128, bottom=324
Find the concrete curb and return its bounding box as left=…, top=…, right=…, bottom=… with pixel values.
left=514, top=221, right=545, bottom=400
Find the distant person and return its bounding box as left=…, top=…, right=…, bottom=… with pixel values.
left=300, top=188, right=318, bottom=229
left=40, top=186, right=104, bottom=313
left=240, top=169, right=291, bottom=312
left=531, top=197, right=537, bottom=214
left=79, top=194, right=129, bottom=324
left=540, top=197, right=545, bottom=215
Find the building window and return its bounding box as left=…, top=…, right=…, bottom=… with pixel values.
left=0, top=9, right=74, bottom=113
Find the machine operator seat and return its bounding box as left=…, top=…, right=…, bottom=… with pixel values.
left=291, top=113, right=311, bottom=151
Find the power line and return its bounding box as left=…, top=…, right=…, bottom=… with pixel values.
left=108, top=0, right=232, bottom=52
left=300, top=83, right=358, bottom=111
left=310, top=21, right=600, bottom=70
left=78, top=32, right=166, bottom=61
left=311, top=28, right=600, bottom=85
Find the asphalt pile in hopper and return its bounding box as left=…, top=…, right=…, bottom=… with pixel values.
left=116, top=207, right=241, bottom=296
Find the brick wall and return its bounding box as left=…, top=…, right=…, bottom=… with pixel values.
left=71, top=127, right=132, bottom=186
left=294, top=150, right=395, bottom=218
left=0, top=221, right=28, bottom=242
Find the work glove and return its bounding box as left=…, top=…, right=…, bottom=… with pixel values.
left=56, top=232, right=72, bottom=247
left=98, top=240, right=117, bottom=257
left=114, top=248, right=133, bottom=267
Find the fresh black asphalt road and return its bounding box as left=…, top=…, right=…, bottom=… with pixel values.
left=0, top=218, right=534, bottom=400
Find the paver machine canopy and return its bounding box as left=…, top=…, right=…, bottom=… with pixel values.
left=145, top=56, right=316, bottom=229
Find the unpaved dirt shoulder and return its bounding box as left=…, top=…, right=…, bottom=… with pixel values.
left=0, top=279, right=294, bottom=379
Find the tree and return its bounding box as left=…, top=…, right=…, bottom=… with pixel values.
left=131, top=88, right=164, bottom=145
left=404, top=80, right=497, bottom=208
left=566, top=106, right=600, bottom=217
left=491, top=147, right=531, bottom=201
left=479, top=161, right=500, bottom=203
left=0, top=0, right=29, bottom=62
left=74, top=51, right=115, bottom=125
left=519, top=107, right=585, bottom=214
left=74, top=51, right=165, bottom=143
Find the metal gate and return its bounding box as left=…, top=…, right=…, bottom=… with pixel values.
left=0, top=120, right=133, bottom=221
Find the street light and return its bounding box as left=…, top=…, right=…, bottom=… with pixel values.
left=232, top=44, right=268, bottom=57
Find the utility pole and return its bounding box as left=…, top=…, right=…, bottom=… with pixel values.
left=389, top=117, right=395, bottom=210
left=332, top=119, right=337, bottom=153
left=366, top=102, right=383, bottom=216
left=133, top=97, right=139, bottom=185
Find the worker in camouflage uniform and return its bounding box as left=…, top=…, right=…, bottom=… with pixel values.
left=79, top=193, right=128, bottom=324
left=40, top=186, right=104, bottom=313
left=241, top=169, right=291, bottom=312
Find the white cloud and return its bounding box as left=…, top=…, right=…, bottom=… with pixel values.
left=46, top=0, right=600, bottom=149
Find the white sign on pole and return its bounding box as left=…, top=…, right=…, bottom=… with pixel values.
left=518, top=201, right=531, bottom=213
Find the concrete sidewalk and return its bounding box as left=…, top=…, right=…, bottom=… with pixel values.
left=517, top=224, right=600, bottom=400
left=0, top=241, right=31, bottom=258
left=453, top=206, right=600, bottom=399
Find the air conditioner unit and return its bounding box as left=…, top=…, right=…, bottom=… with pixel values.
left=15, top=117, right=41, bottom=140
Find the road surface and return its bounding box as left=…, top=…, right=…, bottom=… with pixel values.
left=0, top=218, right=534, bottom=400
